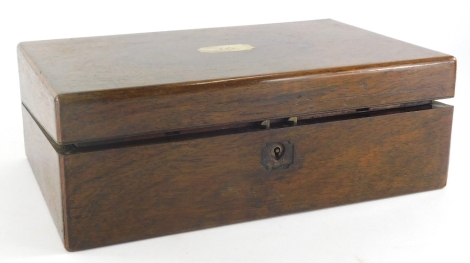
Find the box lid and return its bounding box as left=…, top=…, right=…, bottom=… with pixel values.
left=18, top=19, right=455, bottom=145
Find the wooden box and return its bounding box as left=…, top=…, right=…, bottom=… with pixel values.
left=18, top=19, right=455, bottom=251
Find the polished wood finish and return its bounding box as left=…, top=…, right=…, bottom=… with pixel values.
left=22, top=103, right=453, bottom=251
left=18, top=19, right=456, bottom=144
left=18, top=50, right=58, bottom=141
left=22, top=106, right=64, bottom=242
left=19, top=20, right=456, bottom=251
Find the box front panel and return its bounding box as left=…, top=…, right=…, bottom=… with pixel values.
left=62, top=104, right=452, bottom=251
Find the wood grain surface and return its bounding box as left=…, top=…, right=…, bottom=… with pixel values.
left=23, top=102, right=452, bottom=251
left=18, top=50, right=58, bottom=142
left=22, top=106, right=64, bottom=242
left=18, top=19, right=456, bottom=144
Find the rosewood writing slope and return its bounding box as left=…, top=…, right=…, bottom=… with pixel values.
left=18, top=19, right=455, bottom=251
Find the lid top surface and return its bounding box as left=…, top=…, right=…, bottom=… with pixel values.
left=19, top=19, right=448, bottom=95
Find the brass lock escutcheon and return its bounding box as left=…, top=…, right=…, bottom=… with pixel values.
left=261, top=141, right=294, bottom=171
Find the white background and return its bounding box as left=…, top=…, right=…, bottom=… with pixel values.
left=1, top=1, right=469, bottom=262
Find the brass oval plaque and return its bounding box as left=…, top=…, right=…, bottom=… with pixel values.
left=197, top=44, right=254, bottom=53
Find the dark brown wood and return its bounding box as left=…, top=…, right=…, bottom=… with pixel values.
left=18, top=19, right=456, bottom=144
left=19, top=19, right=456, bottom=252
left=18, top=49, right=58, bottom=141
left=22, top=106, right=64, bottom=242
left=22, top=102, right=453, bottom=251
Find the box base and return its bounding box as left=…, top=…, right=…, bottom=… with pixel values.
left=22, top=102, right=453, bottom=251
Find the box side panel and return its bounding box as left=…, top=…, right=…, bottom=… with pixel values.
left=18, top=46, right=58, bottom=142
left=22, top=106, right=64, bottom=243
left=58, top=58, right=455, bottom=144
left=63, top=104, right=453, bottom=251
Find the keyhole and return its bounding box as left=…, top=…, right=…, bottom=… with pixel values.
left=274, top=147, right=282, bottom=158
left=271, top=143, right=285, bottom=160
